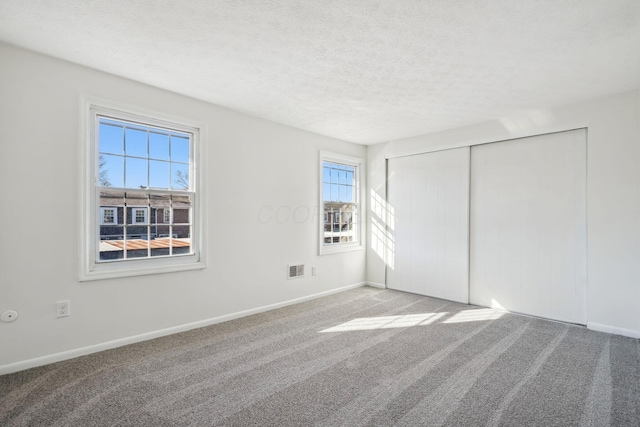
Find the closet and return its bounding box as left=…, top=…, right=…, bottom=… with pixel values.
left=386, top=129, right=587, bottom=324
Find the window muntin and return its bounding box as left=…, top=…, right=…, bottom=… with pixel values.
left=320, top=154, right=361, bottom=254
left=89, top=109, right=199, bottom=272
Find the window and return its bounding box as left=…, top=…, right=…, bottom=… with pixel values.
left=100, top=207, right=117, bottom=225
left=132, top=208, right=148, bottom=225
left=81, top=102, right=205, bottom=280
left=319, top=152, right=362, bottom=254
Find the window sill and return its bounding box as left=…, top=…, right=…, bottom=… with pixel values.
left=80, top=255, right=206, bottom=281
left=319, top=243, right=364, bottom=256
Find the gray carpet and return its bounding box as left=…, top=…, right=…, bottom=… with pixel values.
left=1, top=287, right=639, bottom=426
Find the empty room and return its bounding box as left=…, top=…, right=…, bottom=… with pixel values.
left=1, top=1, right=639, bottom=426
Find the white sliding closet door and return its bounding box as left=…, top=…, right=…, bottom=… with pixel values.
left=387, top=147, right=470, bottom=303
left=470, top=129, right=587, bottom=324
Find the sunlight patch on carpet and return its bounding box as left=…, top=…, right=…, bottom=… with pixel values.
left=443, top=308, right=504, bottom=324
left=320, top=312, right=447, bottom=333
left=320, top=308, right=506, bottom=333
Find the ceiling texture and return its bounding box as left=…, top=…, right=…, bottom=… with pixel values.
left=1, top=0, right=639, bottom=144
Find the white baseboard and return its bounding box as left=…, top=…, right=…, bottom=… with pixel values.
left=0, top=282, right=368, bottom=376
left=366, top=282, right=386, bottom=289
left=587, top=322, right=640, bottom=339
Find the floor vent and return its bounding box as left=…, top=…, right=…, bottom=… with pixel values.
left=288, top=264, right=304, bottom=279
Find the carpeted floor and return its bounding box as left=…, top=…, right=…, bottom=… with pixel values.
left=1, top=286, right=639, bottom=426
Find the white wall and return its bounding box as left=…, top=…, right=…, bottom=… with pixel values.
left=0, top=43, right=366, bottom=371
left=367, top=90, right=640, bottom=338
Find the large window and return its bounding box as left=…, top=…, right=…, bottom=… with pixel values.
left=319, top=152, right=362, bottom=254
left=81, top=103, right=205, bottom=280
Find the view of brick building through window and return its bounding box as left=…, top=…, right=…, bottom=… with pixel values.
left=322, top=160, right=357, bottom=245
left=97, top=117, right=194, bottom=261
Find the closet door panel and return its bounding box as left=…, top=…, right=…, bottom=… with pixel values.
left=470, top=129, right=587, bottom=324
left=387, top=147, right=469, bottom=303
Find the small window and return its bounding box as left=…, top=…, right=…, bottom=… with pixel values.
left=100, top=207, right=117, bottom=225
left=132, top=208, right=148, bottom=225
left=81, top=102, right=205, bottom=281
left=319, top=152, right=362, bottom=254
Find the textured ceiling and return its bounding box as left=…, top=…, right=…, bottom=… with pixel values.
left=1, top=1, right=639, bottom=144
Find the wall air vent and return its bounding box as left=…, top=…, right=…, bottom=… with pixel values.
left=288, top=264, right=305, bottom=279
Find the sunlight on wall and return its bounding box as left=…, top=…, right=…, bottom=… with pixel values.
left=499, top=109, right=554, bottom=135
left=490, top=298, right=506, bottom=311
left=370, top=189, right=395, bottom=269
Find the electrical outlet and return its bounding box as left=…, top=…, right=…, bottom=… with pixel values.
left=312, top=266, right=317, bottom=276
left=56, top=300, right=70, bottom=318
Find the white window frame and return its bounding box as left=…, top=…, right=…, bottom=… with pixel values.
left=80, top=98, right=207, bottom=281
left=132, top=208, right=148, bottom=225
left=319, top=151, right=363, bottom=255
left=100, top=207, right=118, bottom=225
